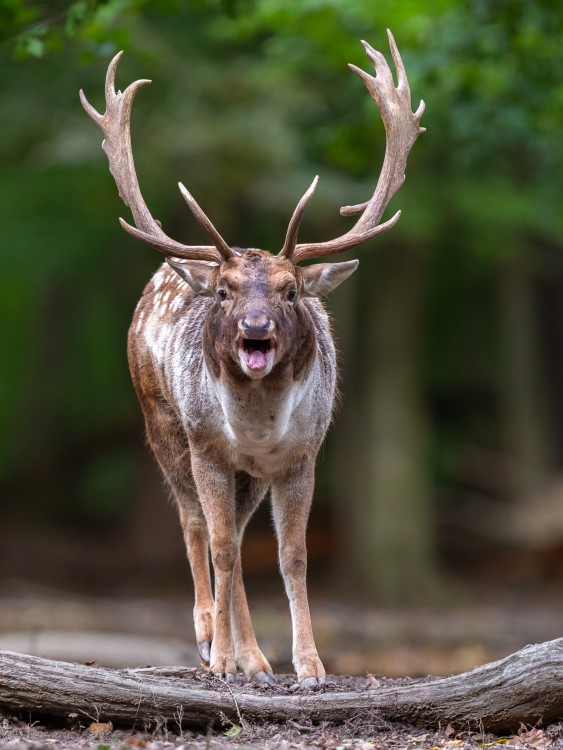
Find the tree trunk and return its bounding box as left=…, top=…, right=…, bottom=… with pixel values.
left=499, top=262, right=552, bottom=497
left=1, top=639, right=562, bottom=733
left=357, top=245, right=437, bottom=602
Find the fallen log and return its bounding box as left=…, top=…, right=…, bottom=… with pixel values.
left=0, top=638, right=562, bottom=733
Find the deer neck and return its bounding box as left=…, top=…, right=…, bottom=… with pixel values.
left=203, top=302, right=318, bottom=448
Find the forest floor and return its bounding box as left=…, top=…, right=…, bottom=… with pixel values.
left=0, top=589, right=562, bottom=749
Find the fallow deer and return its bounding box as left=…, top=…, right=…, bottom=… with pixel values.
left=80, top=30, right=424, bottom=687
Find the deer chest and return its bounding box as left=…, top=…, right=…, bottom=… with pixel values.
left=214, top=380, right=320, bottom=478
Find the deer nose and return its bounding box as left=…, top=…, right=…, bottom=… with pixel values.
left=238, top=310, right=273, bottom=339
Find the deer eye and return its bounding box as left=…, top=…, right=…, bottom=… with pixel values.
left=217, top=288, right=228, bottom=301
left=287, top=289, right=297, bottom=303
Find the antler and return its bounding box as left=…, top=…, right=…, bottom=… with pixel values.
left=285, top=30, right=425, bottom=264
left=279, top=175, right=319, bottom=259
left=80, top=52, right=234, bottom=263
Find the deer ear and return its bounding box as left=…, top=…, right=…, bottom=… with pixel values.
left=300, top=259, right=359, bottom=297
left=166, top=258, right=219, bottom=296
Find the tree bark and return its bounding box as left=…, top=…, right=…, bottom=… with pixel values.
left=359, top=245, right=437, bottom=602
left=499, top=262, right=552, bottom=497
left=1, top=639, right=562, bottom=733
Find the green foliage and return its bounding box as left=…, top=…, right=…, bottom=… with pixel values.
left=1, top=0, right=562, bottom=532
left=1, top=1, right=146, bottom=58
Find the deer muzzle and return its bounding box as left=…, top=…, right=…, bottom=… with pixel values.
left=238, top=310, right=273, bottom=338
left=237, top=310, right=276, bottom=375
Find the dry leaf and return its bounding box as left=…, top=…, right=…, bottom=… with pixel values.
left=88, top=721, right=113, bottom=734
left=512, top=728, right=552, bottom=750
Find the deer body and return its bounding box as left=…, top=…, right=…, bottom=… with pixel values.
left=81, top=31, right=424, bottom=686
left=127, top=254, right=342, bottom=684
left=129, top=261, right=336, bottom=482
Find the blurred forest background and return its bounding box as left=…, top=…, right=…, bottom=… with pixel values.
left=1, top=0, right=563, bottom=651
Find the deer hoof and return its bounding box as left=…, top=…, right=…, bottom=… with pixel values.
left=298, top=676, right=326, bottom=689
left=198, top=640, right=211, bottom=663
left=214, top=670, right=236, bottom=684
left=251, top=670, right=277, bottom=684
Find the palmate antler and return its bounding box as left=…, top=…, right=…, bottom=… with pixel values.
left=79, top=52, right=234, bottom=264
left=280, top=30, right=425, bottom=263
left=80, top=31, right=423, bottom=266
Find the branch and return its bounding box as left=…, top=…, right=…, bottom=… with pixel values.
left=0, top=639, right=562, bottom=733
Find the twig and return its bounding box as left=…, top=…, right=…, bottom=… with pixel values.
left=215, top=675, right=248, bottom=731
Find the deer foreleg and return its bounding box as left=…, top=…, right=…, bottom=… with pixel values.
left=271, top=458, right=326, bottom=687
left=190, top=446, right=237, bottom=682
left=229, top=473, right=275, bottom=682
left=230, top=555, right=276, bottom=682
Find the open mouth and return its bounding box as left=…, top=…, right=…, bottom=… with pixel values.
left=238, top=337, right=275, bottom=372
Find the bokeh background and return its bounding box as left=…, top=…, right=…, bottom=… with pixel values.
left=1, top=0, right=563, bottom=677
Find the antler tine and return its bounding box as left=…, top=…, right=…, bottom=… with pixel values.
left=278, top=175, right=319, bottom=260
left=292, top=31, right=425, bottom=264
left=80, top=52, right=233, bottom=263
left=178, top=183, right=233, bottom=260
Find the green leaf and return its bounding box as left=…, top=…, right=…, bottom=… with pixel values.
left=65, top=0, right=89, bottom=37
left=21, top=34, right=43, bottom=56
left=223, top=723, right=242, bottom=738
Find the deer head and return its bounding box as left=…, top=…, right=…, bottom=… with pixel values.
left=167, top=249, right=357, bottom=379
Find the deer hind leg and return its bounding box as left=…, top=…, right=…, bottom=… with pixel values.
left=142, top=398, right=214, bottom=662
left=231, top=473, right=276, bottom=683
left=271, top=457, right=326, bottom=687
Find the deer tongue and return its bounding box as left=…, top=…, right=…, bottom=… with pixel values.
left=246, top=350, right=267, bottom=370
